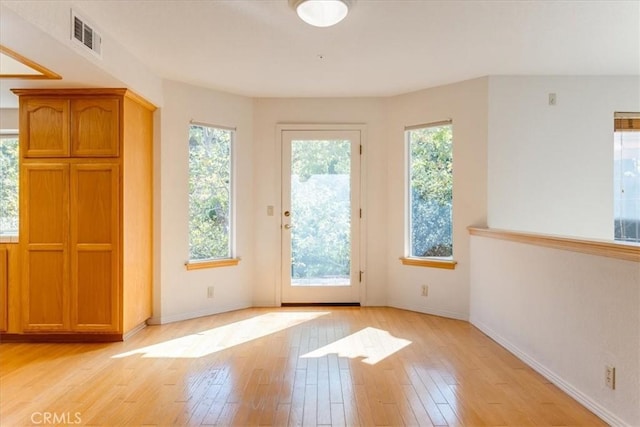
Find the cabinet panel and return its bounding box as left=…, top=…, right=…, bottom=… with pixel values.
left=71, top=98, right=120, bottom=157
left=71, top=164, right=119, bottom=331
left=75, top=251, right=114, bottom=328
left=25, top=167, right=68, bottom=243
left=0, top=248, right=7, bottom=332
left=21, top=98, right=70, bottom=157
left=21, top=164, right=70, bottom=331
left=25, top=251, right=67, bottom=329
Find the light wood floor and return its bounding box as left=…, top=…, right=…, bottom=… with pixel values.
left=0, top=307, right=605, bottom=426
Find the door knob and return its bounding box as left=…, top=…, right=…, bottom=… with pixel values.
left=284, top=224, right=293, bottom=229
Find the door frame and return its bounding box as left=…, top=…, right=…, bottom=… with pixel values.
left=275, top=124, right=367, bottom=306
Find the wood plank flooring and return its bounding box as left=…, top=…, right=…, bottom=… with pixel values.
left=0, top=307, right=606, bottom=426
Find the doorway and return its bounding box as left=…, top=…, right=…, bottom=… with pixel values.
left=280, top=128, right=362, bottom=304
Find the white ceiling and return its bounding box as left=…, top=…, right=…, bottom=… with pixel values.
left=3, top=0, right=640, bottom=101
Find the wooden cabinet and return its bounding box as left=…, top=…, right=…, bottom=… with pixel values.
left=71, top=163, right=119, bottom=331
left=71, top=98, right=120, bottom=157
left=0, top=244, right=20, bottom=334
left=20, top=98, right=70, bottom=157
left=20, top=96, right=120, bottom=158
left=10, top=88, right=155, bottom=340
left=21, top=163, right=70, bottom=331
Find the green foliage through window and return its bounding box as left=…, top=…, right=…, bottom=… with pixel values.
left=290, top=140, right=351, bottom=283
left=188, top=125, right=233, bottom=261
left=407, top=123, right=453, bottom=258
left=614, top=128, right=640, bottom=242
left=0, top=135, right=19, bottom=235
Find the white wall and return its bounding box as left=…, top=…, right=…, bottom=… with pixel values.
left=475, top=75, right=640, bottom=425
left=152, top=80, right=254, bottom=323
left=0, top=109, right=18, bottom=129
left=487, top=76, right=640, bottom=239
left=0, top=2, right=163, bottom=108
left=252, top=98, right=388, bottom=306
left=385, top=78, right=488, bottom=320
left=470, top=236, right=640, bottom=426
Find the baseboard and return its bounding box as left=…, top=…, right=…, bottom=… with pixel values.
left=123, top=321, right=147, bottom=340
left=147, top=302, right=251, bottom=325
left=251, top=300, right=280, bottom=308
left=387, top=299, right=469, bottom=321
left=470, top=318, right=628, bottom=427
left=281, top=302, right=360, bottom=307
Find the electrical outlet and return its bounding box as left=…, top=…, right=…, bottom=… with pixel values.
left=605, top=366, right=616, bottom=390
left=421, top=285, right=428, bottom=297
left=207, top=286, right=214, bottom=299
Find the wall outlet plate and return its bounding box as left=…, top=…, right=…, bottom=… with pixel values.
left=605, top=366, right=616, bottom=390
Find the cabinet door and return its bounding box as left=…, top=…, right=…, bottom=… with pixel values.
left=20, top=98, right=70, bottom=158
left=70, top=163, right=119, bottom=332
left=21, top=164, right=70, bottom=331
left=71, top=98, right=120, bottom=157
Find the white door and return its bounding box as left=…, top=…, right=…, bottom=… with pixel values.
left=281, top=129, right=361, bottom=304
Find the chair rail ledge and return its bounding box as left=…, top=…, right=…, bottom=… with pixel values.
left=468, top=227, right=640, bottom=262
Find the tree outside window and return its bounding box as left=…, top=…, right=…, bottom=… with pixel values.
left=0, top=135, right=19, bottom=235
left=188, top=125, right=233, bottom=261
left=407, top=123, right=453, bottom=258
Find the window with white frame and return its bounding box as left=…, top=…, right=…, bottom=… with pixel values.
left=0, top=133, right=19, bottom=235
left=188, top=123, right=234, bottom=261
left=406, top=121, right=453, bottom=258
left=614, top=113, right=640, bottom=243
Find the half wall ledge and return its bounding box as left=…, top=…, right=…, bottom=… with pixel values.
left=468, top=227, right=640, bottom=262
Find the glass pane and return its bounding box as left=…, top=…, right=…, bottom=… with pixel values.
left=188, top=125, right=232, bottom=260
left=0, top=136, right=19, bottom=235
left=290, top=139, right=351, bottom=287
left=408, top=125, right=453, bottom=258
left=614, top=130, right=640, bottom=242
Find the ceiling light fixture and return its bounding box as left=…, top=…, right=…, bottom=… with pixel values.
left=290, top=0, right=351, bottom=28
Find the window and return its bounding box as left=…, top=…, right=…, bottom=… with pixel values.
left=0, top=133, right=19, bottom=236
left=188, top=123, right=234, bottom=262
left=406, top=121, right=453, bottom=259
left=614, top=113, right=640, bottom=243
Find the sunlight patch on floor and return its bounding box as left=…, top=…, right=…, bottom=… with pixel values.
left=300, top=326, right=412, bottom=365
left=112, top=311, right=329, bottom=359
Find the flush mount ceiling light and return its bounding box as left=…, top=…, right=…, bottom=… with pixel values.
left=290, top=0, right=352, bottom=28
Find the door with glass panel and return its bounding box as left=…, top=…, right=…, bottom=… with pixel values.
left=281, top=130, right=361, bottom=303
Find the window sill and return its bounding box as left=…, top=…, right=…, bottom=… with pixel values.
left=0, top=234, right=18, bottom=243
left=400, top=257, right=457, bottom=270
left=185, top=258, right=240, bottom=270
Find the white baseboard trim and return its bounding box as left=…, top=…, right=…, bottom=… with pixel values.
left=147, top=302, right=251, bottom=325
left=388, top=299, right=469, bottom=321
left=251, top=300, right=279, bottom=308
left=470, top=318, right=628, bottom=427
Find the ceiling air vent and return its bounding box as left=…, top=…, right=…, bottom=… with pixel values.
left=71, top=10, right=102, bottom=58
